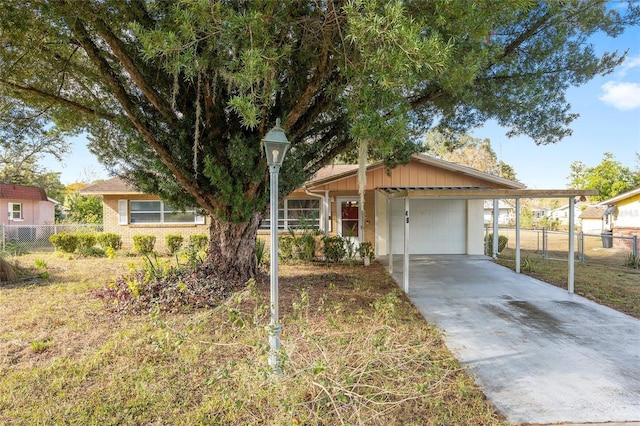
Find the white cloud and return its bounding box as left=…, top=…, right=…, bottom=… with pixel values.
left=599, top=81, right=640, bottom=110
left=618, top=55, right=640, bottom=77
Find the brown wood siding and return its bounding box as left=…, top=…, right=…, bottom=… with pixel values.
left=311, top=161, right=512, bottom=191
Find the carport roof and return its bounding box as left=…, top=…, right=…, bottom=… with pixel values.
left=379, top=187, right=598, bottom=199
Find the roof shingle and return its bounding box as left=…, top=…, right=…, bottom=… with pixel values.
left=579, top=205, right=605, bottom=219
left=0, top=184, right=48, bottom=201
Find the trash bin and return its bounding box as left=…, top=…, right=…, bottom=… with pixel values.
left=601, top=231, right=613, bottom=248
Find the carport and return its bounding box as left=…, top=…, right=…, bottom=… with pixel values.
left=383, top=255, right=640, bottom=424
left=380, top=188, right=597, bottom=294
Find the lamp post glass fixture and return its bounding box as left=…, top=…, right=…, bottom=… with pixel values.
left=263, top=118, right=290, bottom=373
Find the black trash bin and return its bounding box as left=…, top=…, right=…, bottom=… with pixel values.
left=601, top=231, right=613, bottom=248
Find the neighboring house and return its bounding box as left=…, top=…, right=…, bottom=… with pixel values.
left=531, top=207, right=550, bottom=219
left=549, top=201, right=588, bottom=225
left=483, top=200, right=514, bottom=225
left=82, top=154, right=526, bottom=254
left=598, top=187, right=640, bottom=249
left=80, top=178, right=207, bottom=251
left=578, top=205, right=606, bottom=234
left=0, top=183, right=55, bottom=226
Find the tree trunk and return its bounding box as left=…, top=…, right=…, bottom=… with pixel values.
left=204, top=211, right=262, bottom=286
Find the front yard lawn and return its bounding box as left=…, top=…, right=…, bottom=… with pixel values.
left=0, top=253, right=506, bottom=425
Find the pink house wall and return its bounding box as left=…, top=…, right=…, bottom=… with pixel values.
left=2, top=199, right=56, bottom=226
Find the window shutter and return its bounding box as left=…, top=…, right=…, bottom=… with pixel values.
left=118, top=200, right=128, bottom=225
left=7, top=202, right=11, bottom=220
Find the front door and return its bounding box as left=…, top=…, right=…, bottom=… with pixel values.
left=337, top=198, right=362, bottom=249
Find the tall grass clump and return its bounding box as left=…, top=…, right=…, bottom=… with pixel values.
left=255, top=237, right=266, bottom=266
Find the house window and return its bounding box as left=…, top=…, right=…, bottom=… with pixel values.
left=260, top=199, right=320, bottom=230
left=129, top=200, right=201, bottom=224
left=8, top=203, right=22, bottom=221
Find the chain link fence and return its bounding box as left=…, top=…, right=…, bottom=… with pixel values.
left=487, top=226, right=639, bottom=268
left=1, top=224, right=103, bottom=254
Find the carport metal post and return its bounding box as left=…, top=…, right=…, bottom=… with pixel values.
left=403, top=196, right=409, bottom=293
left=387, top=197, right=393, bottom=274
left=493, top=199, right=499, bottom=259
left=515, top=198, right=521, bottom=273
left=568, top=196, right=575, bottom=294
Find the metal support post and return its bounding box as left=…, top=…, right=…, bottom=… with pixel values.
left=568, top=197, right=575, bottom=294
left=268, top=166, right=281, bottom=373
left=515, top=198, right=521, bottom=273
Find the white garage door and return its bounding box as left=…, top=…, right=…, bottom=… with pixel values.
left=390, top=199, right=466, bottom=254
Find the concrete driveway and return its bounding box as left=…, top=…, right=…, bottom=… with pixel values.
left=384, top=255, right=640, bottom=425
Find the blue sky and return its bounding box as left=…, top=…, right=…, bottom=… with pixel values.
left=472, top=25, right=640, bottom=189
left=45, top=19, right=640, bottom=188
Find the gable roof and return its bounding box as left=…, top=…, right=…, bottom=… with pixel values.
left=0, top=184, right=48, bottom=201
left=81, top=155, right=525, bottom=197
left=307, top=164, right=359, bottom=184
left=598, top=187, right=640, bottom=205
left=306, top=154, right=526, bottom=191
left=579, top=205, right=605, bottom=220
left=79, top=177, right=138, bottom=195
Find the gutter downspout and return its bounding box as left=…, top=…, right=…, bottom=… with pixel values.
left=303, top=187, right=328, bottom=236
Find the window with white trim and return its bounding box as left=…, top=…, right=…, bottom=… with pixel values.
left=128, top=200, right=203, bottom=224
left=8, top=203, right=22, bottom=221
left=260, top=199, right=320, bottom=230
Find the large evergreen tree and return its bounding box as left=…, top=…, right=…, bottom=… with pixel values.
left=0, top=1, right=637, bottom=285
left=425, top=130, right=517, bottom=180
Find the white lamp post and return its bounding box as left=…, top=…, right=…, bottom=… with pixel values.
left=262, top=118, right=290, bottom=373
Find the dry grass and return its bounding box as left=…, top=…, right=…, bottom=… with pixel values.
left=0, top=253, right=507, bottom=425
left=498, top=247, right=640, bottom=319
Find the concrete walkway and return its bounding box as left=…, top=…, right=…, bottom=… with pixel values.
left=383, top=255, right=640, bottom=425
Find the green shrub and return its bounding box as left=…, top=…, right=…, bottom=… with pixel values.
left=133, top=235, right=156, bottom=255
left=279, top=229, right=319, bottom=262
left=358, top=241, right=374, bottom=261
left=485, top=233, right=508, bottom=254
left=188, top=234, right=208, bottom=251
left=49, top=233, right=78, bottom=253
left=279, top=233, right=296, bottom=260
left=299, top=232, right=318, bottom=261
left=96, top=233, right=122, bottom=250
left=76, top=233, right=97, bottom=251
left=323, top=235, right=347, bottom=262
left=165, top=234, right=184, bottom=254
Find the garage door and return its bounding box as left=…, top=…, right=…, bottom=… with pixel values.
left=390, top=199, right=466, bottom=254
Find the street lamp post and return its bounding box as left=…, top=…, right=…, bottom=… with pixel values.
left=262, top=118, right=290, bottom=373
